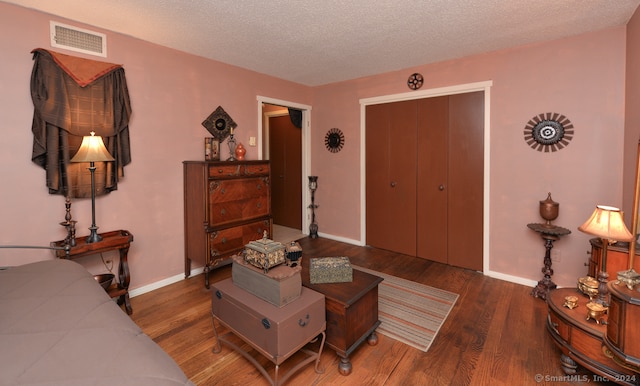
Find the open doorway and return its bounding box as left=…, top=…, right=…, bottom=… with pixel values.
left=257, top=96, right=312, bottom=242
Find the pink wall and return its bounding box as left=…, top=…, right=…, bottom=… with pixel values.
left=0, top=3, right=311, bottom=289
left=312, top=28, right=628, bottom=287
left=0, top=2, right=634, bottom=290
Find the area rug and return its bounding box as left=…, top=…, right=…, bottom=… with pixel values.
left=352, top=265, right=459, bottom=352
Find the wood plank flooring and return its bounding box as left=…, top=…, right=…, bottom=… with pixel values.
left=129, top=237, right=605, bottom=385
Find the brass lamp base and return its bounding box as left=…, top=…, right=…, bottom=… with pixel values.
left=617, top=268, right=640, bottom=290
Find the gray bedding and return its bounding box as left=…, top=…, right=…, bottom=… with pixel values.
left=0, top=259, right=194, bottom=385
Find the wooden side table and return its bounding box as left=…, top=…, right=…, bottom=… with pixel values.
left=51, top=230, right=134, bottom=314
left=527, top=223, right=571, bottom=300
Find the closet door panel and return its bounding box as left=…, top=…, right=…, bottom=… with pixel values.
left=388, top=100, right=417, bottom=255
left=447, top=91, right=484, bottom=271
left=365, top=103, right=390, bottom=250
left=416, top=96, right=448, bottom=263
left=365, top=101, right=417, bottom=256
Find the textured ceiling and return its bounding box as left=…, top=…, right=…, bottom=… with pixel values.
left=4, top=0, right=640, bottom=86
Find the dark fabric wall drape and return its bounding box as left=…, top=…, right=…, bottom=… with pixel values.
left=288, top=108, right=302, bottom=129
left=30, top=48, right=132, bottom=198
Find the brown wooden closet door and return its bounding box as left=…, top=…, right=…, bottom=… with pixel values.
left=416, top=96, right=449, bottom=264
left=447, top=91, right=484, bottom=271
left=366, top=101, right=417, bottom=255
left=269, top=115, right=302, bottom=229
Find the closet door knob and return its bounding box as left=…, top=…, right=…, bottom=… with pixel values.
left=439, top=184, right=445, bottom=191
left=390, top=181, right=397, bottom=187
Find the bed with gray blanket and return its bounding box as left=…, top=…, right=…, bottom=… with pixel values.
left=0, top=258, right=193, bottom=385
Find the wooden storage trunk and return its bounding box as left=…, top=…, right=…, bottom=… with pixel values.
left=244, top=233, right=286, bottom=273
left=309, top=256, right=353, bottom=284
left=231, top=255, right=301, bottom=307
left=211, top=278, right=325, bottom=361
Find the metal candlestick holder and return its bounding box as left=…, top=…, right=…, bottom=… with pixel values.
left=227, top=134, right=237, bottom=161
left=308, top=176, right=318, bottom=238
left=59, top=196, right=77, bottom=247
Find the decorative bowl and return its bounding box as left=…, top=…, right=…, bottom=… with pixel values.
left=94, top=273, right=114, bottom=290
left=586, top=302, right=606, bottom=324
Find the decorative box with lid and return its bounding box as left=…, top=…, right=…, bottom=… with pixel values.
left=243, top=231, right=286, bottom=273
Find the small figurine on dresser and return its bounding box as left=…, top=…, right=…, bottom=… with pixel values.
left=285, top=241, right=302, bottom=267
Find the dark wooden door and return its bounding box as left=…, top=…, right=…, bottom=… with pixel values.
left=366, top=100, right=417, bottom=256
left=269, top=115, right=302, bottom=229
left=366, top=92, right=484, bottom=271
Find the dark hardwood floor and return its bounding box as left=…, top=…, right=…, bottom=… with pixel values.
left=129, top=237, right=604, bottom=385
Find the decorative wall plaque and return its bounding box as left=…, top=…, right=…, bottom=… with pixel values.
left=524, top=112, right=573, bottom=152
left=325, top=128, right=345, bottom=153
left=202, top=106, right=237, bottom=141
left=407, top=73, right=424, bottom=90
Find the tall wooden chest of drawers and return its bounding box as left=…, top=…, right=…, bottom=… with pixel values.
left=183, top=161, right=272, bottom=288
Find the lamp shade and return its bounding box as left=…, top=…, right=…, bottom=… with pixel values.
left=70, top=132, right=114, bottom=163
left=578, top=205, right=634, bottom=242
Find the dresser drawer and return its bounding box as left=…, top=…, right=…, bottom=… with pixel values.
left=208, top=219, right=271, bottom=259
left=208, top=178, right=270, bottom=226
left=548, top=308, right=570, bottom=342
left=208, top=163, right=270, bottom=178
left=209, top=196, right=269, bottom=226
left=208, top=177, right=270, bottom=204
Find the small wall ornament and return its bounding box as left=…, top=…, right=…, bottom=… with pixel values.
left=407, top=73, right=424, bottom=90
left=202, top=106, right=237, bottom=142
left=523, top=112, right=574, bottom=152
left=325, top=128, right=344, bottom=153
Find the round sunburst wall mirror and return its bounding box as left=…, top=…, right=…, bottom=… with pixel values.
left=325, top=128, right=345, bottom=153
left=524, top=112, right=574, bottom=152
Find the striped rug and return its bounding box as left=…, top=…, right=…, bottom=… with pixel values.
left=352, top=265, right=459, bottom=352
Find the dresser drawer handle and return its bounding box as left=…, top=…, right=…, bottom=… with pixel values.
left=262, top=318, right=271, bottom=329
left=215, top=290, right=222, bottom=299
left=256, top=202, right=262, bottom=209
left=548, top=315, right=559, bottom=335
left=217, top=169, right=224, bottom=174
left=298, top=314, right=310, bottom=327
left=221, top=237, right=227, bottom=244
left=220, top=209, right=226, bottom=216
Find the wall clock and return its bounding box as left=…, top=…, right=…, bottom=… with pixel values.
left=407, top=73, right=424, bottom=90
left=523, top=112, right=574, bottom=152
left=202, top=106, right=237, bottom=141
left=325, top=128, right=344, bottom=153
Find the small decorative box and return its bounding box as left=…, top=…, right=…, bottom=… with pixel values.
left=309, top=256, right=353, bottom=284
left=243, top=231, right=286, bottom=273
left=285, top=241, right=303, bottom=266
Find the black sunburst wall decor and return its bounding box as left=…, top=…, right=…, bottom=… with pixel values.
left=523, top=112, right=574, bottom=152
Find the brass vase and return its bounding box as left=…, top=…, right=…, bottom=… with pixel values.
left=539, top=192, right=559, bottom=227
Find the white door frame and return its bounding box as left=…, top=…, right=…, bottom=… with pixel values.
left=257, top=96, right=312, bottom=235
left=359, top=80, right=492, bottom=273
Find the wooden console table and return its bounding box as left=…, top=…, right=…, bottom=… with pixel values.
left=51, top=230, right=134, bottom=314
left=301, top=258, right=383, bottom=375
left=546, top=288, right=638, bottom=385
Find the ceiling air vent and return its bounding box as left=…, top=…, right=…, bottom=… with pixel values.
left=50, top=21, right=107, bottom=57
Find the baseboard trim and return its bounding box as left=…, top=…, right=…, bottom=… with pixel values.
left=129, top=266, right=204, bottom=298
left=485, top=269, right=538, bottom=288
